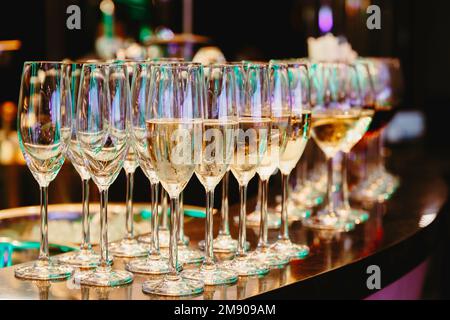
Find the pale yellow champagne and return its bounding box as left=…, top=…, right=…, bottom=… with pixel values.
left=311, top=113, right=359, bottom=158
left=341, top=109, right=374, bottom=153
left=195, top=120, right=237, bottom=191
left=257, top=116, right=290, bottom=180
left=279, top=111, right=311, bottom=175
left=231, top=117, right=271, bottom=186
left=146, top=119, right=201, bottom=198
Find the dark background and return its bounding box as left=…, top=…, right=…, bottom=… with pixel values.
left=1, top=0, right=450, bottom=299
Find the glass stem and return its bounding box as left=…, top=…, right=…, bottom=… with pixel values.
left=237, top=184, right=248, bottom=257
left=99, top=188, right=110, bottom=269
left=150, top=182, right=160, bottom=255
left=38, top=185, right=49, bottom=262
left=258, top=178, right=269, bottom=248
left=326, top=156, right=336, bottom=216
left=219, top=171, right=230, bottom=236
left=378, top=129, right=386, bottom=174
left=161, top=189, right=169, bottom=230
left=279, top=174, right=290, bottom=241
left=341, top=152, right=351, bottom=211
left=205, top=189, right=215, bottom=266
left=80, top=179, right=91, bottom=251
left=168, top=195, right=180, bottom=278
left=125, top=171, right=134, bottom=240
left=178, top=192, right=185, bottom=244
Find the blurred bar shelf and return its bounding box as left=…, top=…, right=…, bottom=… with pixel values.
left=0, top=146, right=448, bottom=299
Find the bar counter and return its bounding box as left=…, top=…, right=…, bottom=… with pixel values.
left=0, top=144, right=448, bottom=300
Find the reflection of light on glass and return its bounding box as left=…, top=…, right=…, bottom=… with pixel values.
left=319, top=5, right=333, bottom=33
left=419, top=210, right=437, bottom=228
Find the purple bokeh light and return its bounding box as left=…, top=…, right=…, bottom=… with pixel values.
left=319, top=5, right=333, bottom=33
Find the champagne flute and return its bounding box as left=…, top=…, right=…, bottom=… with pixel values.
left=224, top=62, right=270, bottom=276
left=250, top=62, right=291, bottom=267
left=352, top=58, right=402, bottom=201
left=74, top=62, right=133, bottom=286
left=198, top=62, right=249, bottom=253
left=269, top=62, right=310, bottom=259
left=58, top=62, right=100, bottom=268
left=157, top=63, right=204, bottom=266
left=126, top=61, right=170, bottom=274
left=109, top=60, right=148, bottom=258
left=303, top=62, right=361, bottom=232
left=15, top=61, right=74, bottom=280
left=336, top=60, right=375, bottom=224
left=142, top=62, right=204, bottom=296
left=181, top=64, right=239, bottom=285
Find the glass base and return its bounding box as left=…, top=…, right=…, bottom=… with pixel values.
left=109, top=239, right=148, bottom=258
left=302, top=212, right=355, bottom=232
left=198, top=235, right=250, bottom=253
left=58, top=249, right=100, bottom=269
left=170, top=245, right=204, bottom=265
left=181, top=264, right=238, bottom=286
left=235, top=210, right=281, bottom=229
left=291, top=186, right=325, bottom=208
left=142, top=275, right=204, bottom=296
left=272, top=202, right=312, bottom=222
left=125, top=254, right=174, bottom=275
left=351, top=173, right=400, bottom=203
left=270, top=239, right=309, bottom=260
left=15, top=259, right=74, bottom=281
left=250, top=247, right=290, bottom=268
left=221, top=255, right=269, bottom=276
left=337, top=207, right=370, bottom=225
left=74, top=266, right=133, bottom=287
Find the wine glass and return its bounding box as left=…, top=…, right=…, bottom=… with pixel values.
left=269, top=61, right=310, bottom=259
left=155, top=62, right=204, bottom=266
left=352, top=57, right=403, bottom=201
left=198, top=62, right=249, bottom=254
left=181, top=64, right=239, bottom=285
left=126, top=61, right=170, bottom=274
left=336, top=60, right=375, bottom=224
left=58, top=62, right=100, bottom=268
left=109, top=60, right=148, bottom=258
left=15, top=61, right=74, bottom=280
left=303, top=62, right=361, bottom=232
left=142, top=62, right=204, bottom=296
left=138, top=59, right=185, bottom=249
left=223, top=62, right=270, bottom=276
left=74, top=62, right=133, bottom=286
left=250, top=62, right=291, bottom=267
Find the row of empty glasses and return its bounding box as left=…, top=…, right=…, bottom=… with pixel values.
left=15, top=57, right=401, bottom=296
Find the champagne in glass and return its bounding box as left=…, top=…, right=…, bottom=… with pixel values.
left=182, top=64, right=239, bottom=285
left=223, top=62, right=271, bottom=276
left=270, top=62, right=311, bottom=259
left=303, top=62, right=361, bottom=232
left=142, top=62, right=204, bottom=296
left=126, top=61, right=170, bottom=274
left=250, top=62, right=292, bottom=267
